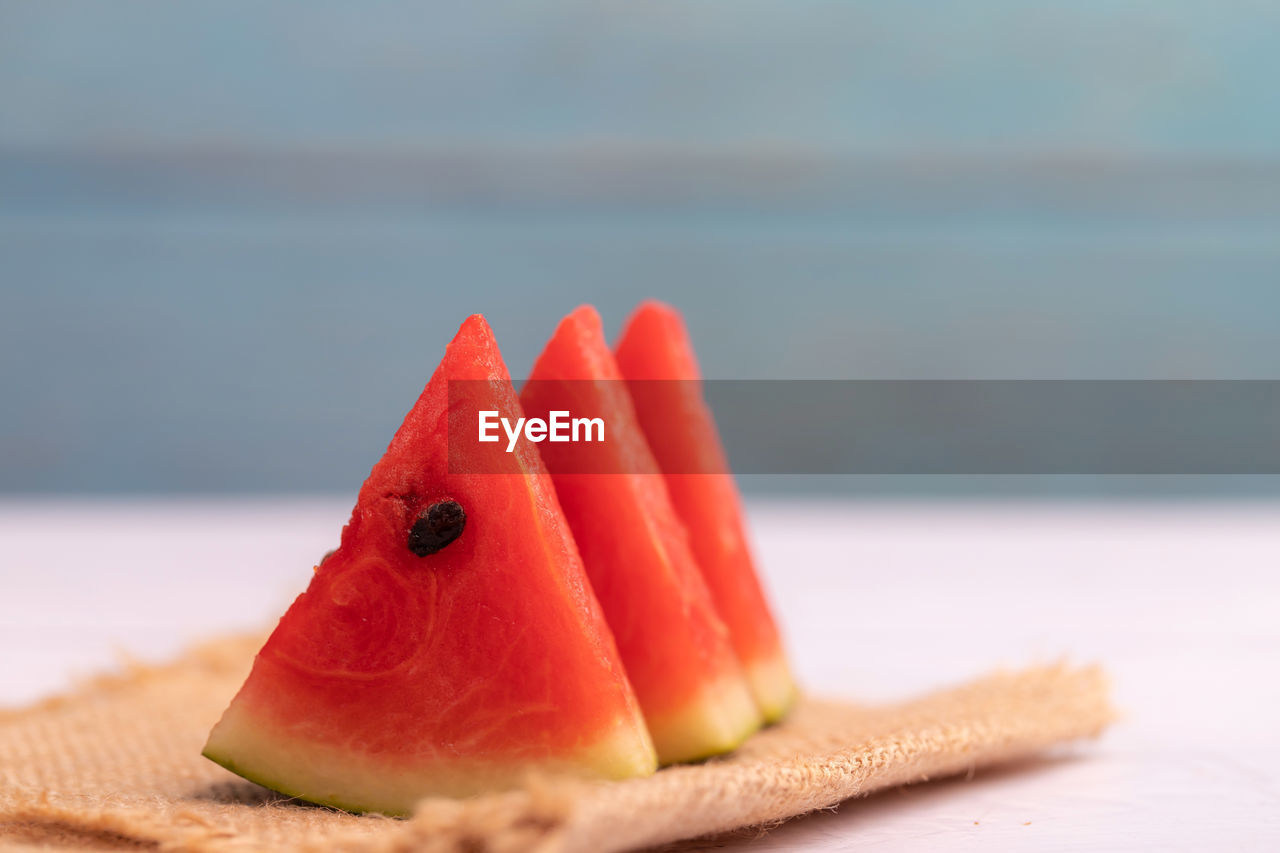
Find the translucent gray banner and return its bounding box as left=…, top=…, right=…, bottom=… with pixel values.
left=448, top=380, right=1280, bottom=475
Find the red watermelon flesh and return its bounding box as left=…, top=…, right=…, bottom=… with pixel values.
left=614, top=302, right=796, bottom=722
left=521, top=306, right=762, bottom=764
left=203, top=315, right=656, bottom=814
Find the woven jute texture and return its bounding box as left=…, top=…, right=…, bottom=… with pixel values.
left=0, top=635, right=1111, bottom=852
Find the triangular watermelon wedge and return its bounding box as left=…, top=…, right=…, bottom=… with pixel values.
left=521, top=306, right=762, bottom=764
left=615, top=302, right=797, bottom=722
left=203, top=315, right=656, bottom=815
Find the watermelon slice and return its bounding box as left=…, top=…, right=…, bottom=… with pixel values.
left=614, top=301, right=797, bottom=722
left=203, top=315, right=656, bottom=815
left=521, top=306, right=762, bottom=764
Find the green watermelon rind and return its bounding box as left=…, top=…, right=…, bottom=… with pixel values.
left=203, top=697, right=658, bottom=816
left=645, top=673, right=763, bottom=766
left=201, top=745, right=388, bottom=816
left=746, top=650, right=799, bottom=725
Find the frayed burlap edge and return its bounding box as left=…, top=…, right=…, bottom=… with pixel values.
left=0, top=634, right=1112, bottom=853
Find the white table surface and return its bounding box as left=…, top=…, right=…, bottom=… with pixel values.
left=3, top=497, right=1278, bottom=850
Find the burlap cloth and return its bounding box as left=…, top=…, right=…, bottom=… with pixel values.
left=0, top=634, right=1111, bottom=852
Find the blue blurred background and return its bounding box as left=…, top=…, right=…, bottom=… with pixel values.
left=3, top=1, right=1279, bottom=494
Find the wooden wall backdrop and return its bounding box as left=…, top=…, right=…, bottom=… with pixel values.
left=3, top=1, right=1279, bottom=493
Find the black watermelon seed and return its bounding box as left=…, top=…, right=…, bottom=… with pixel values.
left=407, top=500, right=467, bottom=557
